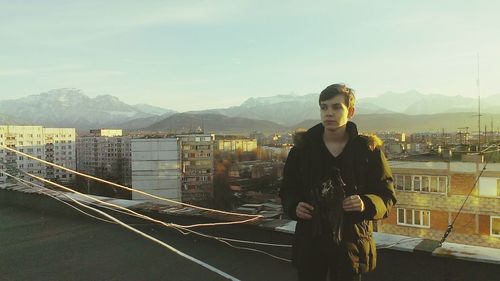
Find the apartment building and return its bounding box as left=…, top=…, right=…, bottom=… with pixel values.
left=379, top=156, right=500, bottom=248
left=216, top=137, right=258, bottom=152
left=76, top=129, right=131, bottom=186
left=131, top=138, right=181, bottom=203
left=0, top=125, right=76, bottom=184
left=178, top=134, right=215, bottom=205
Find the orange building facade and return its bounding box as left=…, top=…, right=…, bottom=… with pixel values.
left=378, top=160, right=500, bottom=248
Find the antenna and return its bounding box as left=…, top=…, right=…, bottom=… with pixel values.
left=491, top=118, right=494, bottom=143
left=477, top=53, right=481, bottom=151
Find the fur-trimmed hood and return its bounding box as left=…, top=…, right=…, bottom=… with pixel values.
left=293, top=121, right=383, bottom=151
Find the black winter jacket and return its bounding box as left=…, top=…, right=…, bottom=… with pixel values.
left=279, top=121, right=397, bottom=273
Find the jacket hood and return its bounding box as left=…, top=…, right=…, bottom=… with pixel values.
left=293, top=121, right=359, bottom=147
left=293, top=121, right=382, bottom=151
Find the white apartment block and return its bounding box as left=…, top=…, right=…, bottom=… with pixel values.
left=131, top=138, right=181, bottom=204
left=89, top=129, right=123, bottom=137
left=0, top=125, right=76, bottom=184
left=76, top=129, right=131, bottom=186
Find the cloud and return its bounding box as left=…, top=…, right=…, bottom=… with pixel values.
left=0, top=65, right=123, bottom=78
left=125, top=1, right=247, bottom=27
left=0, top=69, right=32, bottom=76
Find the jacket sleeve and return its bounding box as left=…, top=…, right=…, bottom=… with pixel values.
left=360, top=148, right=397, bottom=220
left=279, top=147, right=303, bottom=220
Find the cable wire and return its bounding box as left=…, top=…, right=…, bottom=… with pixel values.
left=2, top=169, right=292, bottom=263
left=1, top=170, right=240, bottom=281
left=3, top=165, right=292, bottom=251
left=8, top=175, right=117, bottom=225
left=438, top=152, right=491, bottom=246
left=0, top=144, right=262, bottom=221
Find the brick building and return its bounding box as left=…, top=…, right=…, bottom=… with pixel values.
left=379, top=157, right=500, bottom=248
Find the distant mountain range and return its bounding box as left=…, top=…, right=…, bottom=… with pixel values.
left=357, top=90, right=500, bottom=115
left=295, top=112, right=500, bottom=133
left=144, top=113, right=284, bottom=134
left=1, top=88, right=499, bottom=133
left=186, top=90, right=500, bottom=126
left=188, top=93, right=393, bottom=126
left=0, top=89, right=176, bottom=129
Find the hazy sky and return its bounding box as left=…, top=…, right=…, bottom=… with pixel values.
left=1, top=0, right=499, bottom=111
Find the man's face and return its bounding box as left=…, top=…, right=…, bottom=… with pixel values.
left=320, top=95, right=355, bottom=131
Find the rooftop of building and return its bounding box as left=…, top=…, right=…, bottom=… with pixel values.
left=2, top=183, right=500, bottom=281
left=390, top=152, right=460, bottom=162
left=214, top=135, right=256, bottom=140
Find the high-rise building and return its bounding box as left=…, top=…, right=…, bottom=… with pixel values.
left=76, top=129, right=131, bottom=186
left=177, top=134, right=215, bottom=205
left=0, top=125, right=76, bottom=184
left=131, top=138, right=181, bottom=204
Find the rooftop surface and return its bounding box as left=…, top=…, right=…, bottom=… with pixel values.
left=1, top=186, right=500, bottom=281
left=0, top=204, right=294, bottom=281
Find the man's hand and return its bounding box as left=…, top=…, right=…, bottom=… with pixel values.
left=296, top=202, right=314, bottom=220
left=343, top=195, right=365, bottom=212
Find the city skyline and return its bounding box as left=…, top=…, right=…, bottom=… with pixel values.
left=1, top=1, right=499, bottom=111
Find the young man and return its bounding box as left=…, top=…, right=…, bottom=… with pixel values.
left=280, top=84, right=396, bottom=281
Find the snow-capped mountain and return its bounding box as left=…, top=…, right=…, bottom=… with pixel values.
left=0, top=88, right=175, bottom=129
left=182, top=90, right=500, bottom=127
left=132, top=103, right=177, bottom=116
left=187, top=93, right=393, bottom=126
left=358, top=91, right=500, bottom=115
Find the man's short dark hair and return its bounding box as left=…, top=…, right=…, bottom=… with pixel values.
left=319, top=83, right=356, bottom=108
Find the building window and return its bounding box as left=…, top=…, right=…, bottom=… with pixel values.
left=397, top=208, right=430, bottom=228
left=394, top=174, right=447, bottom=194
left=491, top=217, right=500, bottom=237
left=413, top=176, right=421, bottom=191
left=438, top=177, right=447, bottom=193
left=421, top=176, right=430, bottom=192
left=479, top=177, right=500, bottom=198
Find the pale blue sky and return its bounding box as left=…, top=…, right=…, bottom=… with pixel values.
left=1, top=0, right=499, bottom=111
